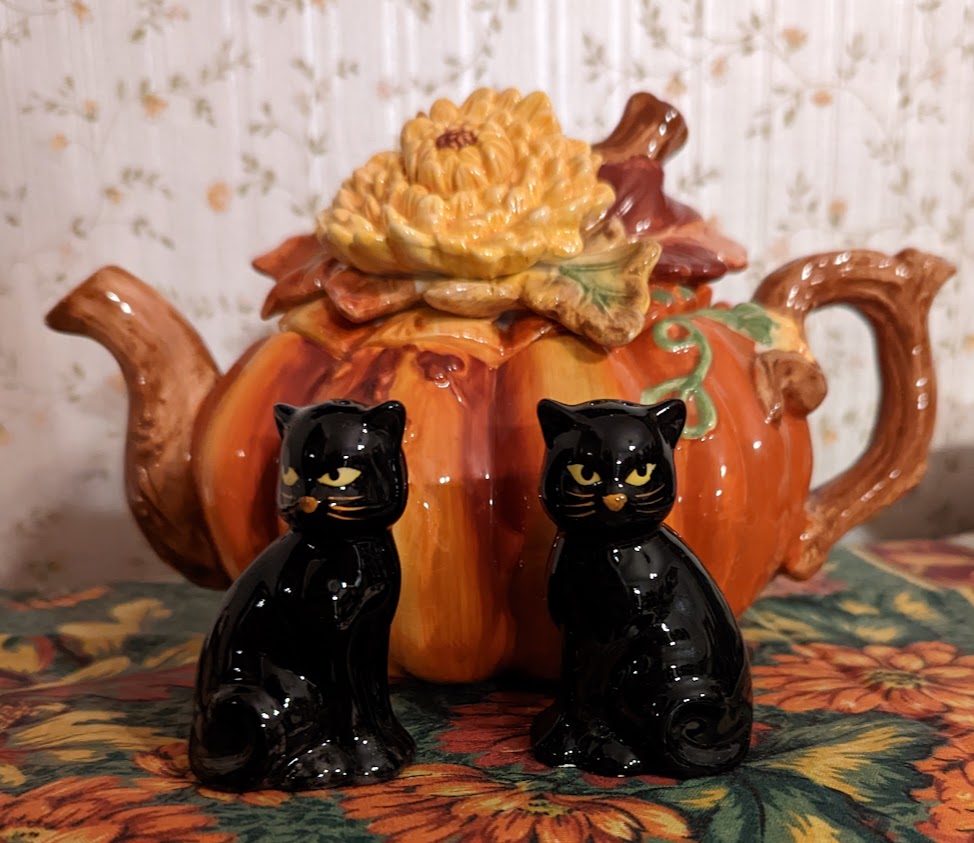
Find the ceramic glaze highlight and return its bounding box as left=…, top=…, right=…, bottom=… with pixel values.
left=531, top=398, right=752, bottom=778
left=45, top=90, right=953, bottom=684
left=189, top=399, right=415, bottom=791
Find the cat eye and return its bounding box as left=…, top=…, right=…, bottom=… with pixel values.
left=281, top=466, right=299, bottom=486
left=318, top=467, right=362, bottom=487
left=567, top=464, right=601, bottom=486
left=625, top=463, right=656, bottom=486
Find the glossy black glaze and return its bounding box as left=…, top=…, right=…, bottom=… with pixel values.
left=189, top=399, right=415, bottom=791
left=531, top=398, right=753, bottom=779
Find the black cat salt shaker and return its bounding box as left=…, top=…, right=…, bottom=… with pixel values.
left=530, top=398, right=752, bottom=779
left=189, top=399, right=415, bottom=791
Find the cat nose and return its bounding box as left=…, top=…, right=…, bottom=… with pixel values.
left=602, top=493, right=628, bottom=512
left=298, top=496, right=319, bottom=513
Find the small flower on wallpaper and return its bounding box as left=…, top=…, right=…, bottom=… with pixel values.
left=71, top=1, right=92, bottom=22
left=254, top=0, right=329, bottom=21
left=781, top=27, right=808, bottom=50
left=141, top=92, right=168, bottom=119
left=829, top=198, right=848, bottom=227
left=0, top=424, right=10, bottom=447
left=49, top=133, right=68, bottom=151
left=665, top=72, right=687, bottom=99
left=130, top=1, right=191, bottom=42
left=206, top=182, right=231, bottom=213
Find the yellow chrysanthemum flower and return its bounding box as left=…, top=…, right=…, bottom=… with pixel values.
left=317, top=88, right=616, bottom=279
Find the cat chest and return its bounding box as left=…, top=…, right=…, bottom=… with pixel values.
left=277, top=538, right=395, bottom=605
left=556, top=545, right=679, bottom=630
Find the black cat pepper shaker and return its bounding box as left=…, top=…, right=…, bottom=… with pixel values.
left=189, top=399, right=415, bottom=791
left=530, top=397, right=752, bottom=779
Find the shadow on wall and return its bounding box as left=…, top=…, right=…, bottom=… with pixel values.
left=858, top=446, right=974, bottom=541
left=1, top=504, right=178, bottom=591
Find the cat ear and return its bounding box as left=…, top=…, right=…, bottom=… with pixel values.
left=364, top=400, right=406, bottom=442
left=537, top=399, right=584, bottom=448
left=273, top=403, right=297, bottom=438
left=651, top=399, right=686, bottom=449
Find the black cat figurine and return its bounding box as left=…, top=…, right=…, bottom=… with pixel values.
left=530, top=397, right=752, bottom=779
left=189, top=399, right=416, bottom=791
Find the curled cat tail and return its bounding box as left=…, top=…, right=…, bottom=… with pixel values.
left=189, top=684, right=287, bottom=790
left=659, top=678, right=753, bottom=779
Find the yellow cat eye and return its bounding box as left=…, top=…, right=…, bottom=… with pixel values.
left=318, top=467, right=362, bottom=487
left=625, top=463, right=656, bottom=486
left=567, top=464, right=601, bottom=486
left=281, top=466, right=299, bottom=487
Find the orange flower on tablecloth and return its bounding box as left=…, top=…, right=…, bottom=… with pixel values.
left=340, top=763, right=691, bottom=843
left=913, top=731, right=974, bottom=842
left=863, top=538, right=974, bottom=587
left=439, top=691, right=679, bottom=788
left=439, top=691, right=547, bottom=770
left=4, top=586, right=108, bottom=611
left=134, top=740, right=291, bottom=806
left=0, top=775, right=233, bottom=842
left=754, top=641, right=974, bottom=724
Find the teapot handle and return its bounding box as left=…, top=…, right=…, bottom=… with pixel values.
left=752, top=249, right=954, bottom=579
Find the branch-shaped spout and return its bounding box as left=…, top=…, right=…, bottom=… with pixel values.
left=46, top=266, right=229, bottom=588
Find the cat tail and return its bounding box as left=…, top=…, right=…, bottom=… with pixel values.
left=658, top=672, right=753, bottom=778
left=189, top=683, right=287, bottom=790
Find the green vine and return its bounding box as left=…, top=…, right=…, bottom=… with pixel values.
left=641, top=303, right=778, bottom=438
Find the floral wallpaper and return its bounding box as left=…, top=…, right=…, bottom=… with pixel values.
left=1, top=0, right=972, bottom=588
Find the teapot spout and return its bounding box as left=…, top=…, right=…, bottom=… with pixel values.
left=46, top=266, right=229, bottom=588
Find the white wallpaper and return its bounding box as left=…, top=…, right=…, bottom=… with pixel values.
left=2, top=0, right=972, bottom=588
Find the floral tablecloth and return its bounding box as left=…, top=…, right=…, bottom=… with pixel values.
left=1, top=538, right=973, bottom=842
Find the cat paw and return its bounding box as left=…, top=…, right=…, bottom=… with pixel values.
left=531, top=705, right=646, bottom=777
left=277, top=741, right=356, bottom=790
left=346, top=729, right=416, bottom=783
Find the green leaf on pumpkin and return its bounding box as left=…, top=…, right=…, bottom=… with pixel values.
left=521, top=240, right=661, bottom=347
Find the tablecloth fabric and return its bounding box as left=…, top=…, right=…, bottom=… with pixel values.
left=0, top=538, right=972, bottom=842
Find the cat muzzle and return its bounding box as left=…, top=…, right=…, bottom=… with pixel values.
left=603, top=493, right=628, bottom=512
left=298, top=496, right=319, bottom=513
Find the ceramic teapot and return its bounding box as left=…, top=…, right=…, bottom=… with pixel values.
left=46, top=89, right=952, bottom=683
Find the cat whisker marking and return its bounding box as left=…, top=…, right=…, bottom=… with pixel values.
left=326, top=495, right=363, bottom=502
left=326, top=512, right=364, bottom=521
left=328, top=504, right=369, bottom=512
left=566, top=491, right=594, bottom=499
left=564, top=502, right=596, bottom=509
left=635, top=486, right=665, bottom=499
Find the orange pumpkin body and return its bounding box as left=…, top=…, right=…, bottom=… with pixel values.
left=191, top=270, right=815, bottom=682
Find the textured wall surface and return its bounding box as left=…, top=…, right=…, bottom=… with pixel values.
left=2, top=0, right=972, bottom=588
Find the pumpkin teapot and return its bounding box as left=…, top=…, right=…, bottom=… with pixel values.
left=45, top=89, right=952, bottom=683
